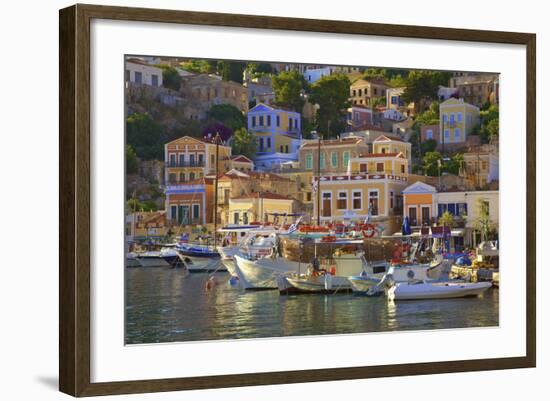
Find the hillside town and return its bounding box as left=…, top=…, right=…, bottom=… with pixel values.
left=125, top=57, right=500, bottom=253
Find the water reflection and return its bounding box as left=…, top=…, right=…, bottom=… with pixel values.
left=125, top=269, right=499, bottom=344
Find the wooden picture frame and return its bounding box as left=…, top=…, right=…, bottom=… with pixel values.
left=59, top=3, right=536, bottom=397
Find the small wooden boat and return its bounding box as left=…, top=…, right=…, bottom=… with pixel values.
left=387, top=281, right=492, bottom=301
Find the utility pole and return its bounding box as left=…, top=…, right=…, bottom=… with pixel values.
left=317, top=133, right=321, bottom=226
left=213, top=132, right=220, bottom=249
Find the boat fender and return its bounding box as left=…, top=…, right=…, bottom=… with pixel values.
left=330, top=266, right=336, bottom=275
left=407, top=270, right=415, bottom=279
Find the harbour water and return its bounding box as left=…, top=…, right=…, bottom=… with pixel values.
left=125, top=264, right=499, bottom=344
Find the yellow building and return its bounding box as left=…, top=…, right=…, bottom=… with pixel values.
left=439, top=98, right=480, bottom=146
left=372, top=135, right=412, bottom=170
left=349, top=78, right=388, bottom=106
left=313, top=153, right=408, bottom=231
left=348, top=152, right=409, bottom=177
left=299, top=137, right=370, bottom=175
left=228, top=192, right=297, bottom=225
left=229, top=155, right=254, bottom=172
left=164, top=136, right=232, bottom=184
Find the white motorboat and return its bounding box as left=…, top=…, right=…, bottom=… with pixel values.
left=387, top=280, right=492, bottom=301
left=218, top=229, right=278, bottom=276
left=348, top=256, right=446, bottom=295
left=135, top=251, right=171, bottom=268
left=233, top=253, right=302, bottom=289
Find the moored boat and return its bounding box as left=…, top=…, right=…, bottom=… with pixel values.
left=349, top=257, right=445, bottom=295
left=277, top=248, right=367, bottom=294
left=387, top=280, right=492, bottom=301
left=233, top=253, right=301, bottom=289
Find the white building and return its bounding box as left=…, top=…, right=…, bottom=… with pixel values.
left=303, top=66, right=334, bottom=84
left=125, top=58, right=163, bottom=87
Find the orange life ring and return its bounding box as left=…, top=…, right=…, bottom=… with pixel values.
left=362, top=224, right=376, bottom=238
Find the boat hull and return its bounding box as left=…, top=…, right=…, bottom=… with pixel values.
left=388, top=281, right=492, bottom=301
left=279, top=275, right=352, bottom=294
left=234, top=254, right=303, bottom=289
left=136, top=256, right=170, bottom=268
left=348, top=275, right=385, bottom=293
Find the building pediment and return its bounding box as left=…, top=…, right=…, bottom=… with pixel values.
left=249, top=103, right=274, bottom=113
left=402, top=181, right=437, bottom=194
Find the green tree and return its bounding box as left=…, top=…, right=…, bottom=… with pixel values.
left=161, top=67, right=181, bottom=91
left=473, top=199, right=496, bottom=242
left=420, top=139, right=438, bottom=154
left=272, top=70, right=307, bottom=112
left=246, top=62, right=273, bottom=76
left=422, top=151, right=442, bottom=176
left=126, top=145, right=139, bottom=174
left=479, top=105, right=499, bottom=143
left=207, top=104, right=246, bottom=131
left=438, top=211, right=455, bottom=228
left=402, top=70, right=451, bottom=113
left=444, top=153, right=464, bottom=175
left=309, top=74, right=351, bottom=138
left=231, top=128, right=257, bottom=159
left=180, top=59, right=212, bottom=73
left=126, top=113, right=164, bottom=160
left=486, top=119, right=499, bottom=140
left=220, top=61, right=246, bottom=83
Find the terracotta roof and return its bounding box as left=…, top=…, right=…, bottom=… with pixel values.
left=374, top=134, right=405, bottom=142
left=247, top=172, right=291, bottom=182
left=349, top=123, right=386, bottom=132
left=301, top=138, right=363, bottom=148
left=230, top=192, right=294, bottom=201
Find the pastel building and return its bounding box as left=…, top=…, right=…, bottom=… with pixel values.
left=229, top=192, right=297, bottom=225
left=386, top=87, right=414, bottom=116
left=125, top=58, right=163, bottom=87
left=313, top=153, right=408, bottom=229
left=402, top=181, right=438, bottom=227
left=349, top=78, right=388, bottom=106
left=439, top=98, right=480, bottom=146
left=346, top=105, right=374, bottom=130
left=372, top=135, right=412, bottom=171
left=303, top=66, right=334, bottom=83
left=248, top=103, right=302, bottom=170
left=460, top=149, right=499, bottom=188
left=164, top=136, right=231, bottom=225
left=402, top=181, right=499, bottom=248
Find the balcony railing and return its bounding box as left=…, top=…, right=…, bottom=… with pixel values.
left=166, top=161, right=205, bottom=168
left=166, top=180, right=203, bottom=186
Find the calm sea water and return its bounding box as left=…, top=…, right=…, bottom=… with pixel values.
left=125, top=264, right=499, bottom=344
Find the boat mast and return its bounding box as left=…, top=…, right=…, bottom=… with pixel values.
left=213, top=132, right=220, bottom=249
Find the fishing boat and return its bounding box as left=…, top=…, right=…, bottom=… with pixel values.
left=277, top=241, right=367, bottom=294
left=387, top=280, right=492, bottom=301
